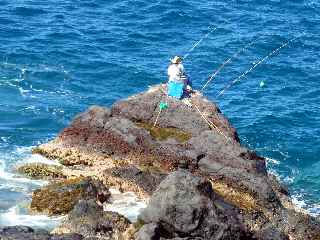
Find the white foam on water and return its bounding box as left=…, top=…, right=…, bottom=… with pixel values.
left=15, top=145, right=31, bottom=154
left=291, top=194, right=319, bottom=217
left=267, top=169, right=282, bottom=181
left=291, top=193, right=320, bottom=217
left=0, top=146, right=64, bottom=230
left=0, top=159, right=13, bottom=183
left=0, top=169, right=47, bottom=187
left=265, top=157, right=280, bottom=165
left=0, top=137, right=9, bottom=143
left=283, top=175, right=295, bottom=184
left=104, top=189, right=148, bottom=222
left=0, top=206, right=64, bottom=230
left=15, top=145, right=59, bottom=165
left=0, top=164, right=45, bottom=187
left=307, top=204, right=320, bottom=217
left=291, top=194, right=307, bottom=209
left=0, top=147, right=50, bottom=188
left=22, top=153, right=61, bottom=166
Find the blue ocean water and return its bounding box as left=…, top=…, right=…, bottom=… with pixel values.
left=0, top=0, right=319, bottom=227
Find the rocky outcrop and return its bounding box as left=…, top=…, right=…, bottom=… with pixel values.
left=26, top=85, right=320, bottom=239
left=0, top=226, right=82, bottom=240
left=137, top=170, right=253, bottom=240
left=53, top=199, right=131, bottom=239
left=136, top=170, right=294, bottom=240
left=30, top=177, right=110, bottom=215
left=33, top=85, right=268, bottom=197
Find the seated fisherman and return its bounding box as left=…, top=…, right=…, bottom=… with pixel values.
left=168, top=56, right=188, bottom=86
left=167, top=56, right=192, bottom=100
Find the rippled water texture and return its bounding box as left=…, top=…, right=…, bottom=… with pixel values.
left=0, top=0, right=319, bottom=226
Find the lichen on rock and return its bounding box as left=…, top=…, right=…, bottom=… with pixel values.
left=210, top=179, right=259, bottom=212
left=135, top=122, right=192, bottom=143
left=30, top=177, right=110, bottom=216
left=17, top=163, right=65, bottom=180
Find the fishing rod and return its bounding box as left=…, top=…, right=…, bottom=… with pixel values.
left=154, top=25, right=219, bottom=127
left=183, top=25, right=218, bottom=60
left=216, top=33, right=305, bottom=98
left=200, top=37, right=259, bottom=93
left=154, top=24, right=222, bottom=127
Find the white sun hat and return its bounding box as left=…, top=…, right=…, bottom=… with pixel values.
left=170, top=56, right=183, bottom=64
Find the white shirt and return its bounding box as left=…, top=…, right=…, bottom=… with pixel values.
left=168, top=63, right=185, bottom=82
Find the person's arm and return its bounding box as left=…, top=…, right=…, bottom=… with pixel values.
left=179, top=64, right=185, bottom=75
left=168, top=65, right=174, bottom=76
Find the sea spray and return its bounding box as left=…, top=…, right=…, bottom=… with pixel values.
left=104, top=189, right=147, bottom=222
left=0, top=205, right=63, bottom=230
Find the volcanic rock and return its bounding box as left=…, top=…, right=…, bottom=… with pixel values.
left=53, top=199, right=131, bottom=239
left=31, top=85, right=320, bottom=240
left=137, top=170, right=252, bottom=239
left=0, top=226, right=82, bottom=240
left=103, top=165, right=167, bottom=198
left=33, top=85, right=268, bottom=196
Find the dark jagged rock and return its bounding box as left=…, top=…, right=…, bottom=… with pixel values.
left=0, top=226, right=50, bottom=240
left=137, top=169, right=287, bottom=240
left=30, top=85, right=320, bottom=240
left=103, top=165, right=167, bottom=198
left=30, top=177, right=110, bottom=216
left=0, top=226, right=82, bottom=240
left=53, top=199, right=131, bottom=239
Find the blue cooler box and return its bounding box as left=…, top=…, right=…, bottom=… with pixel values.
left=168, top=81, right=184, bottom=99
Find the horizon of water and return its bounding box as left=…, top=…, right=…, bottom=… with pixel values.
left=0, top=0, right=319, bottom=228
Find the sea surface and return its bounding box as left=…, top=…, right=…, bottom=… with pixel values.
left=0, top=0, right=319, bottom=228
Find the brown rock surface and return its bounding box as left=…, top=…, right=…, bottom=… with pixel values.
left=30, top=85, right=320, bottom=239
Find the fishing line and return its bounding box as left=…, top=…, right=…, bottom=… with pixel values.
left=183, top=25, right=218, bottom=60
left=193, top=103, right=230, bottom=142
left=155, top=25, right=219, bottom=126
left=200, top=37, right=259, bottom=93
left=216, top=33, right=305, bottom=98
